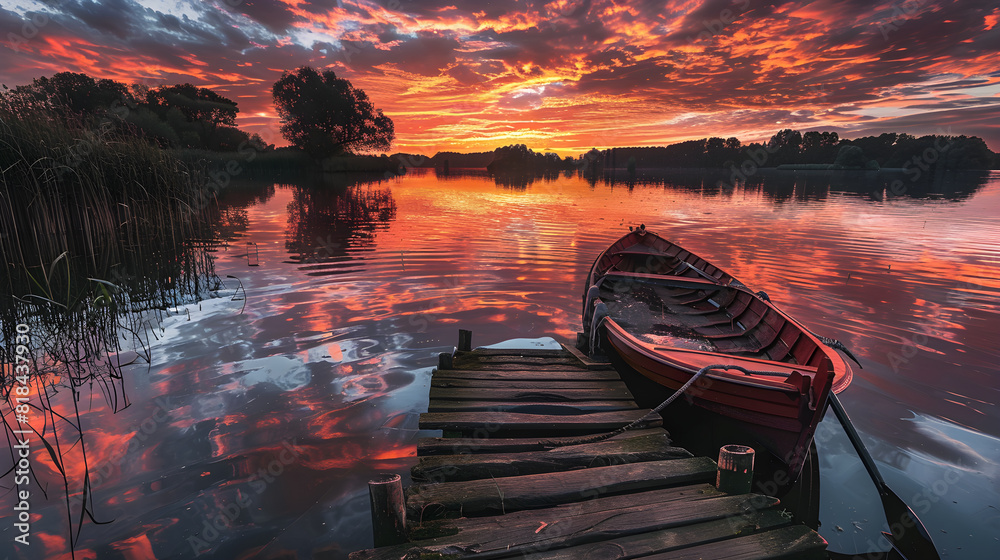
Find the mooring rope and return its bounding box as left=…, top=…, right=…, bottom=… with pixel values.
left=545, top=363, right=792, bottom=448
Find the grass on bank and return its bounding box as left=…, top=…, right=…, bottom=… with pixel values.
left=1, top=105, right=222, bottom=389
left=0, top=102, right=234, bottom=553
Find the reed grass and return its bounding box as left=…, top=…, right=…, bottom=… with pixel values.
left=1, top=104, right=220, bottom=388
left=1, top=102, right=224, bottom=554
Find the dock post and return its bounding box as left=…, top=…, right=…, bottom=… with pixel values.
left=438, top=352, right=453, bottom=370
left=716, top=445, right=755, bottom=494
left=458, top=329, right=472, bottom=352
left=368, top=473, right=407, bottom=547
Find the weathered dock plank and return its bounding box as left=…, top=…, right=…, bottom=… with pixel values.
left=432, top=369, right=622, bottom=381
left=418, top=409, right=660, bottom=432
left=417, top=427, right=669, bottom=456
left=429, top=386, right=635, bottom=402
left=405, top=457, right=717, bottom=519
left=426, top=400, right=638, bottom=413
left=521, top=509, right=792, bottom=560
left=449, top=363, right=593, bottom=372
left=643, top=524, right=828, bottom=560
left=431, top=378, right=629, bottom=390
left=410, top=483, right=721, bottom=534
left=412, top=483, right=724, bottom=532
left=411, top=433, right=692, bottom=482
left=468, top=348, right=573, bottom=357
left=475, top=355, right=585, bottom=366
left=351, top=488, right=776, bottom=560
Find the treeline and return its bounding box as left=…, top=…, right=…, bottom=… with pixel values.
left=1, top=71, right=271, bottom=152
left=414, top=131, right=997, bottom=175
left=424, top=151, right=495, bottom=168
left=598, top=129, right=998, bottom=171
left=486, top=144, right=577, bottom=172
left=400, top=145, right=577, bottom=171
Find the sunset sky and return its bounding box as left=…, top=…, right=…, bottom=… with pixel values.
left=2, top=0, right=998, bottom=155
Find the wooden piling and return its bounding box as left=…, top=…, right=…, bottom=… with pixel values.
left=458, top=329, right=472, bottom=352
left=438, top=351, right=453, bottom=370
left=368, top=473, right=406, bottom=547
left=716, top=444, right=755, bottom=495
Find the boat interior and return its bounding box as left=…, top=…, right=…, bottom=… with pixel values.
left=596, top=242, right=828, bottom=369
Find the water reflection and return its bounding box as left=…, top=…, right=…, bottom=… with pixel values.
left=488, top=169, right=571, bottom=189
left=213, top=181, right=277, bottom=241
left=435, top=167, right=574, bottom=189
left=4, top=169, right=998, bottom=559
left=285, top=177, right=397, bottom=274
left=598, top=167, right=990, bottom=202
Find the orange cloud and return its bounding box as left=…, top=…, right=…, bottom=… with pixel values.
left=2, top=0, right=998, bottom=153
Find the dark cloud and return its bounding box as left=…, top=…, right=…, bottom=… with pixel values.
left=220, top=0, right=300, bottom=34
left=339, top=32, right=460, bottom=76
left=55, top=0, right=138, bottom=39
left=374, top=24, right=402, bottom=44
left=0, top=6, right=27, bottom=36
left=38, top=0, right=262, bottom=52
left=673, top=0, right=752, bottom=39
left=387, top=0, right=534, bottom=22
left=188, top=7, right=257, bottom=47
left=296, top=0, right=343, bottom=15
left=584, top=46, right=641, bottom=68
left=575, top=57, right=675, bottom=94
left=865, top=0, right=998, bottom=61
left=446, top=64, right=487, bottom=86
left=476, top=17, right=613, bottom=70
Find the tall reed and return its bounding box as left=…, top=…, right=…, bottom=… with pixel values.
left=1, top=104, right=221, bottom=386
left=1, top=102, right=223, bottom=554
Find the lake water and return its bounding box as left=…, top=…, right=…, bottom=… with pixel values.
left=5, top=168, right=999, bottom=559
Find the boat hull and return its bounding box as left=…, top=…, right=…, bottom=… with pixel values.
left=584, top=227, right=852, bottom=480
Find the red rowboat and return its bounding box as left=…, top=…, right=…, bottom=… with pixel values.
left=583, top=225, right=853, bottom=480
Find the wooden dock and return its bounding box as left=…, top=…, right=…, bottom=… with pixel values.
left=349, top=337, right=828, bottom=560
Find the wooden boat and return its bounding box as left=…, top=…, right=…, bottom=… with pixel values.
left=583, top=225, right=853, bottom=480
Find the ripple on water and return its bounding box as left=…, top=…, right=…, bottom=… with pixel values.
left=36, top=170, right=999, bottom=559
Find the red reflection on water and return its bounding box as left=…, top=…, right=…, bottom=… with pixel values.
left=372, top=446, right=417, bottom=461
left=6, top=171, right=996, bottom=558
left=110, top=533, right=156, bottom=558
left=34, top=531, right=83, bottom=560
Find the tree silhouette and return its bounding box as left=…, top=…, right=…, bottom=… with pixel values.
left=272, top=67, right=394, bottom=158
left=5, top=71, right=131, bottom=116
left=767, top=129, right=802, bottom=165
left=833, top=145, right=879, bottom=169
left=801, top=131, right=839, bottom=163
left=146, top=83, right=238, bottom=127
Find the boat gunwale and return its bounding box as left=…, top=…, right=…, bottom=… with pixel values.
left=604, top=319, right=806, bottom=393
left=586, top=229, right=852, bottom=396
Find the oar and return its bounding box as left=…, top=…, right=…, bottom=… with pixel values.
left=828, top=393, right=940, bottom=560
